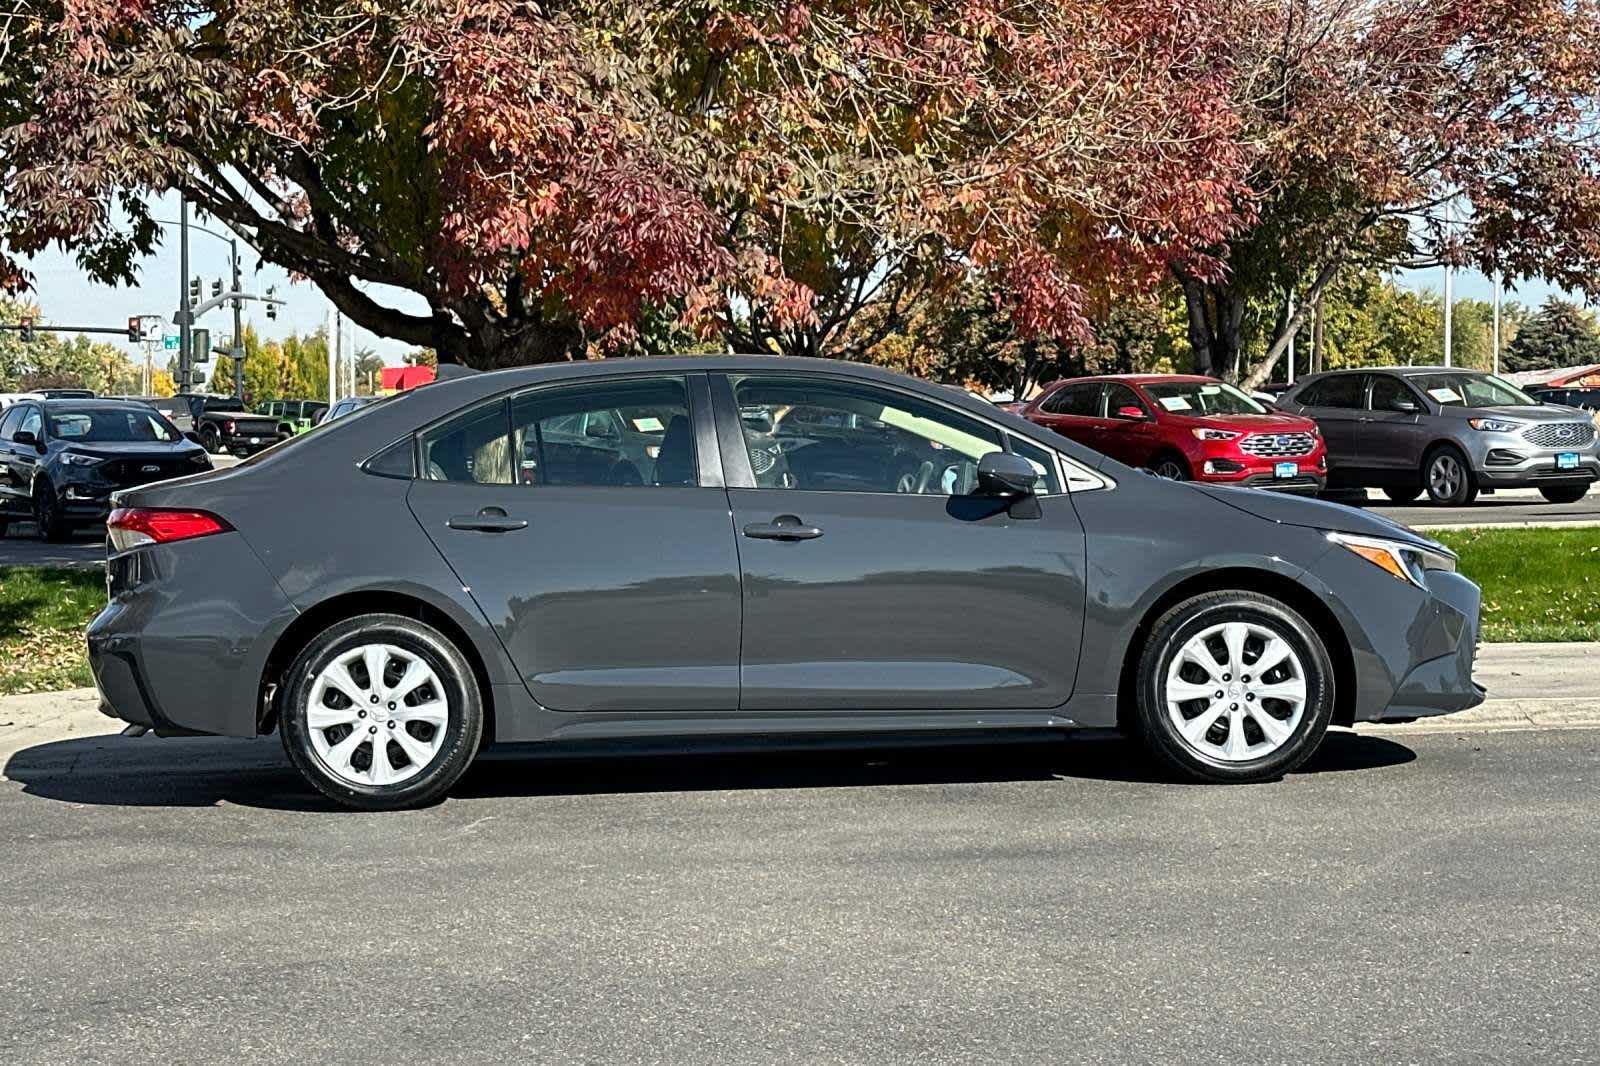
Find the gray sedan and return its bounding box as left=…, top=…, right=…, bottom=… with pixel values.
left=1278, top=366, right=1599, bottom=505
left=87, top=357, right=1483, bottom=809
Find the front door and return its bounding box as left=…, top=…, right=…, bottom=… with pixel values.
left=715, top=372, right=1087, bottom=711
left=1363, top=374, right=1430, bottom=477
left=1095, top=383, right=1160, bottom=467
left=406, top=374, right=743, bottom=713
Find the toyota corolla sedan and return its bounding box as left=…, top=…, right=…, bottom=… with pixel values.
left=87, top=358, right=1484, bottom=810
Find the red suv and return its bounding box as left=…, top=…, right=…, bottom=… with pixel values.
left=1019, top=374, right=1328, bottom=494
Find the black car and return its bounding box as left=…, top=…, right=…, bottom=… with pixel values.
left=1528, top=385, right=1600, bottom=412
left=89, top=357, right=1483, bottom=810
left=0, top=399, right=211, bottom=540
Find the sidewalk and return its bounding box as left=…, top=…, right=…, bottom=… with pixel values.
left=3, top=643, right=1598, bottom=765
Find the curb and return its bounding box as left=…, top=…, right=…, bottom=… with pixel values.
left=1410, top=520, right=1600, bottom=532
left=1358, top=698, right=1600, bottom=734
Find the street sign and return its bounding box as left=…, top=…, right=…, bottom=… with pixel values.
left=163, top=334, right=180, bottom=350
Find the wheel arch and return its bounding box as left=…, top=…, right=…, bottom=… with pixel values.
left=258, top=589, right=498, bottom=743
left=1116, top=567, right=1358, bottom=730
left=1148, top=447, right=1192, bottom=478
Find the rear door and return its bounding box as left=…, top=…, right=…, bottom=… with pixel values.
left=0, top=406, right=25, bottom=515
left=1030, top=382, right=1105, bottom=451
left=714, top=371, right=1086, bottom=711
left=405, top=373, right=744, bottom=712
left=1293, top=375, right=1367, bottom=470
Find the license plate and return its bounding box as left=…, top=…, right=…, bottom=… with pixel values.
left=1274, top=462, right=1298, bottom=478
left=1557, top=451, right=1579, bottom=469
left=249, top=436, right=261, bottom=445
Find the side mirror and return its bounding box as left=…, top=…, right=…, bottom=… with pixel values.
left=976, top=451, right=1041, bottom=496
left=1391, top=399, right=1420, bottom=414
left=1112, top=405, right=1147, bottom=421
left=13, top=429, right=39, bottom=449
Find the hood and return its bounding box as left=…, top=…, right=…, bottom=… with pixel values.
left=1434, top=403, right=1583, bottom=423
left=1167, top=411, right=1315, bottom=432
left=1190, top=482, right=1442, bottom=548
left=57, top=439, right=206, bottom=460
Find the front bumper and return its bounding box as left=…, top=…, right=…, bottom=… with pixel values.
left=1466, top=429, right=1599, bottom=487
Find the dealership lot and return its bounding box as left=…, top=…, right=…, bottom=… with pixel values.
left=2, top=726, right=1597, bottom=1064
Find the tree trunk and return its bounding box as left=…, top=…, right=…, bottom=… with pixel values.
left=1240, top=258, right=1345, bottom=391
left=1177, top=273, right=1245, bottom=380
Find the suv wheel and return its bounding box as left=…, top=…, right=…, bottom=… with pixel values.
left=1423, top=445, right=1477, bottom=506
left=1133, top=591, right=1334, bottom=783
left=279, top=614, right=484, bottom=810
left=1539, top=484, right=1589, bottom=504
left=1382, top=486, right=1422, bottom=503
left=199, top=424, right=223, bottom=454
left=32, top=480, right=68, bottom=542
left=1150, top=454, right=1190, bottom=481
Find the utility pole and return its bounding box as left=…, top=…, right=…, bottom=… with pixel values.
left=231, top=237, right=245, bottom=401
left=176, top=195, right=193, bottom=392
left=1492, top=273, right=1502, bottom=376
left=326, top=304, right=338, bottom=406
left=1442, top=201, right=1454, bottom=368
left=1285, top=293, right=1296, bottom=385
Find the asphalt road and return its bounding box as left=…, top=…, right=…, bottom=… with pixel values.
left=2, top=726, right=1597, bottom=1064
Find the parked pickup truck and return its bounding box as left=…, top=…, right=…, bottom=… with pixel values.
left=143, top=394, right=287, bottom=457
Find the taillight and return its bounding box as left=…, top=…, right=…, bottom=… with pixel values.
left=107, top=508, right=232, bottom=552
left=224, top=419, right=237, bottom=434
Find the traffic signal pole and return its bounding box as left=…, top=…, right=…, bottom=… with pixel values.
left=176, top=195, right=194, bottom=392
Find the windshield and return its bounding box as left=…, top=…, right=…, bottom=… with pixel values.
left=1141, top=380, right=1267, bottom=415
left=1410, top=373, right=1538, bottom=408
left=49, top=407, right=181, bottom=443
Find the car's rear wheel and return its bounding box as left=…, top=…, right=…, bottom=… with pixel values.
left=1539, top=484, right=1589, bottom=504
left=1133, top=591, right=1334, bottom=783
left=1423, top=445, right=1477, bottom=506
left=200, top=424, right=223, bottom=454
left=1381, top=486, right=1422, bottom=503
left=1149, top=454, right=1190, bottom=481
left=32, top=481, right=68, bottom=542
left=279, top=613, right=483, bottom=810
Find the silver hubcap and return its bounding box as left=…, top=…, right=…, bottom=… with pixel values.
left=306, top=643, right=449, bottom=787
left=1429, top=454, right=1462, bottom=499
left=1155, top=461, right=1185, bottom=480
left=1164, top=621, right=1307, bottom=763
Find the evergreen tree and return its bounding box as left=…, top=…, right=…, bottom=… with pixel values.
left=1502, top=298, right=1600, bottom=373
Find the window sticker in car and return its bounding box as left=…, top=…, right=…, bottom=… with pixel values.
left=1157, top=396, right=1193, bottom=411
left=1428, top=387, right=1462, bottom=403
left=631, top=416, right=664, bottom=433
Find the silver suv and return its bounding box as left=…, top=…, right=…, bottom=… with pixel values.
left=1277, top=367, right=1599, bottom=505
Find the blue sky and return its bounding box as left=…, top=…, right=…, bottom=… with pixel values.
left=15, top=191, right=1583, bottom=371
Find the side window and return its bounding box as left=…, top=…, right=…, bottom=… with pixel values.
left=420, top=401, right=513, bottom=484
left=1007, top=434, right=1063, bottom=495
left=1043, top=383, right=1102, bottom=416
left=1369, top=375, right=1418, bottom=412
left=18, top=406, right=42, bottom=440
left=731, top=375, right=1002, bottom=495
left=0, top=407, right=23, bottom=440
left=509, top=376, right=694, bottom=487
left=1309, top=375, right=1365, bottom=409
left=1103, top=383, right=1149, bottom=417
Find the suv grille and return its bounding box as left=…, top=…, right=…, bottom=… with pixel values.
left=1522, top=422, right=1595, bottom=448
left=1239, top=432, right=1316, bottom=458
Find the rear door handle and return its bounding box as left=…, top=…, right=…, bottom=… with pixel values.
left=743, top=515, right=824, bottom=541
left=447, top=507, right=528, bottom=533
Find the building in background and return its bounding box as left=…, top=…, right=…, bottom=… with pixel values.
left=379, top=365, right=435, bottom=393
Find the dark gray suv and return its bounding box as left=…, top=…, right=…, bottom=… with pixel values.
left=1278, top=367, right=1600, bottom=505
left=87, top=357, right=1484, bottom=809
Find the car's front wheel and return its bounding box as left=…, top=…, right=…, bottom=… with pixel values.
left=1149, top=454, right=1190, bottom=481
left=279, top=613, right=484, bottom=810
left=1539, top=484, right=1589, bottom=504
left=1133, top=591, right=1334, bottom=783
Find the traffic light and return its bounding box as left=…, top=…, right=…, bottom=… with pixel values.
left=265, top=286, right=278, bottom=321
left=188, top=276, right=201, bottom=304
left=211, top=278, right=223, bottom=299
left=191, top=328, right=211, bottom=364
left=19, top=316, right=33, bottom=342
left=127, top=316, right=144, bottom=342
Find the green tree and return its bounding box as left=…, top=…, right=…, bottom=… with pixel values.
left=1503, top=299, right=1600, bottom=374
left=0, top=296, right=140, bottom=392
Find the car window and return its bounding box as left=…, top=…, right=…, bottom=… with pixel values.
left=0, top=406, right=23, bottom=440
left=420, top=401, right=514, bottom=485
left=1042, top=382, right=1102, bottom=416
left=1301, top=375, right=1365, bottom=409
left=48, top=408, right=181, bottom=443
left=1409, top=372, right=1539, bottom=408
left=731, top=375, right=1004, bottom=494
left=1141, top=380, right=1263, bottom=415
left=1104, top=383, right=1153, bottom=417
left=1369, top=375, right=1419, bottom=413
left=18, top=406, right=41, bottom=440
left=1006, top=434, right=1063, bottom=495
left=509, top=377, right=695, bottom=487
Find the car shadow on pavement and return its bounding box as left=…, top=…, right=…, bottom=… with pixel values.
left=2, top=728, right=1413, bottom=812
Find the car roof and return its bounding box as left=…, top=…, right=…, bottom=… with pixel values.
left=1304, top=365, right=1485, bottom=378
left=40, top=398, right=156, bottom=411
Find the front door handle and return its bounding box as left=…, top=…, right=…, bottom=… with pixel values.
left=447, top=507, right=528, bottom=533
left=743, top=514, right=824, bottom=541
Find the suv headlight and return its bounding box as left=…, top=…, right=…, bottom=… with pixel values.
left=1191, top=428, right=1241, bottom=441
left=1468, top=418, right=1522, bottom=433
left=59, top=451, right=103, bottom=467
left=1327, top=531, right=1456, bottom=589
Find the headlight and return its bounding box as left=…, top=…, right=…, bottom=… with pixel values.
left=59, top=452, right=103, bottom=467
left=1191, top=428, right=1241, bottom=441
left=1468, top=418, right=1522, bottom=433
left=1327, top=531, right=1456, bottom=589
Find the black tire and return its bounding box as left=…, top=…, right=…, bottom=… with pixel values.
left=1381, top=486, right=1423, bottom=503
left=279, top=613, right=483, bottom=810
left=1539, top=484, right=1589, bottom=504
left=200, top=424, right=223, bottom=454
left=32, top=480, right=68, bottom=542
left=1149, top=453, right=1190, bottom=481
left=1422, top=445, right=1478, bottom=506
left=1132, top=591, right=1335, bottom=783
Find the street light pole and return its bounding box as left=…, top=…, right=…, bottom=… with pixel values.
left=1443, top=200, right=1454, bottom=368
left=231, top=237, right=244, bottom=401
left=1492, top=273, right=1502, bottom=376
left=177, top=195, right=193, bottom=392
